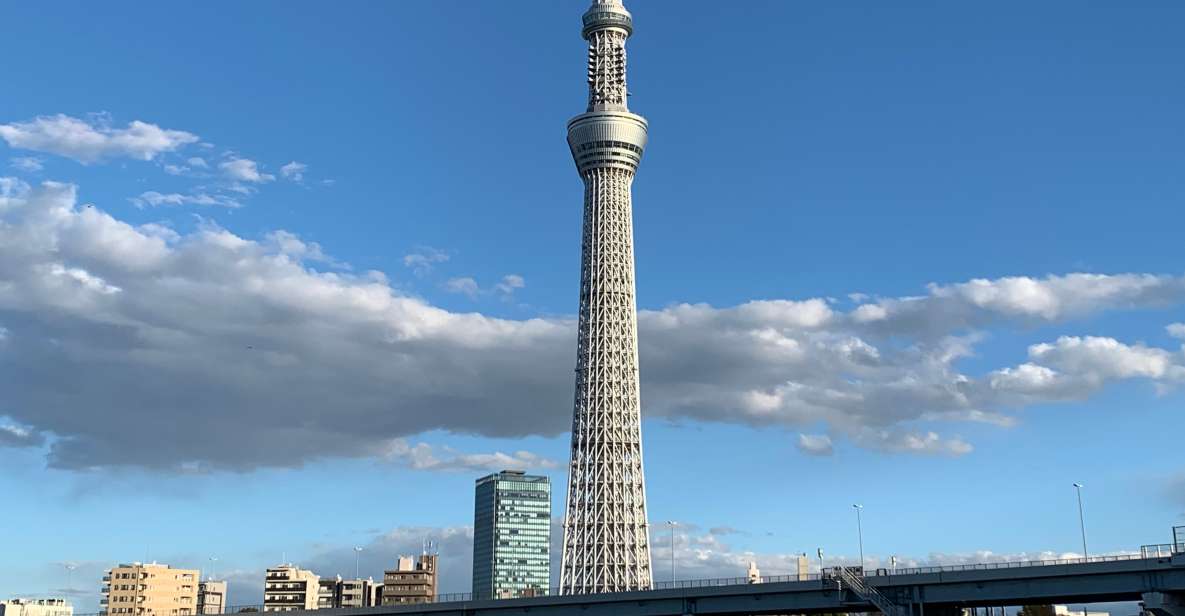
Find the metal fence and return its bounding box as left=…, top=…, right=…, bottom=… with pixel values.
left=76, top=542, right=1185, bottom=616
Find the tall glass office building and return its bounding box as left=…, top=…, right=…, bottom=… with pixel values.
left=472, top=471, right=552, bottom=600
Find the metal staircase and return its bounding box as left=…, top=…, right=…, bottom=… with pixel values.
left=833, top=567, right=907, bottom=616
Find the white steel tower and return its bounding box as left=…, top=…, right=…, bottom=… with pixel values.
left=559, top=0, right=654, bottom=595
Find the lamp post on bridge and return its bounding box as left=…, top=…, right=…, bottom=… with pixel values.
left=1073, top=483, right=1089, bottom=559
left=665, top=521, right=678, bottom=584
left=1073, top=483, right=1089, bottom=616
left=853, top=504, right=865, bottom=572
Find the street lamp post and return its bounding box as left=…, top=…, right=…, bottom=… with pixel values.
left=1072, top=484, right=1089, bottom=616
left=853, top=504, right=865, bottom=571
left=354, top=547, right=363, bottom=580
left=666, top=521, right=677, bottom=584
left=1073, top=483, right=1089, bottom=559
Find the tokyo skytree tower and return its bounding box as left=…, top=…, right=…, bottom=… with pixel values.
left=559, top=0, right=654, bottom=595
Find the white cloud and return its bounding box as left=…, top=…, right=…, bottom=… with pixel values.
left=446, top=274, right=526, bottom=300
left=1030, top=336, right=1185, bottom=382
left=162, top=164, right=188, bottom=176
left=856, top=273, right=1185, bottom=337
left=444, top=276, right=480, bottom=299
left=131, top=191, right=241, bottom=209
left=796, top=433, right=833, bottom=456
left=280, top=161, right=307, bottom=182
left=377, top=439, right=558, bottom=472
left=1168, top=323, right=1185, bottom=340
left=0, top=114, right=198, bottom=163
left=4, top=179, right=1185, bottom=470
left=10, top=156, right=44, bottom=172
left=854, top=429, right=974, bottom=456
left=495, top=274, right=526, bottom=296
left=403, top=247, right=449, bottom=275
left=219, top=157, right=274, bottom=183
left=186, top=157, right=208, bottom=168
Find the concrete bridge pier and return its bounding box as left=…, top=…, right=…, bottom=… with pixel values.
left=1144, top=592, right=1185, bottom=616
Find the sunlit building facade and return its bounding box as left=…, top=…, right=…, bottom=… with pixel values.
left=473, top=471, right=551, bottom=599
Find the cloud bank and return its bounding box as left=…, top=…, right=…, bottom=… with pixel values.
left=1, top=178, right=1184, bottom=471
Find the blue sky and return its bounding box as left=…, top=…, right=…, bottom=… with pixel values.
left=1, top=0, right=1184, bottom=612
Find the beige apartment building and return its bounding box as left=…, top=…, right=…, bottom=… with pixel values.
left=0, top=599, right=74, bottom=616
left=102, top=563, right=199, bottom=616
left=263, top=566, right=319, bottom=612
left=196, top=581, right=226, bottom=615
left=380, top=555, right=437, bottom=606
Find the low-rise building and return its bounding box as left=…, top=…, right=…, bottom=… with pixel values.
left=316, top=579, right=337, bottom=611
left=102, top=563, right=199, bottom=616
left=196, top=581, right=226, bottom=615
left=337, top=579, right=377, bottom=609
left=381, top=555, right=437, bottom=605
left=0, top=599, right=74, bottom=616
left=314, top=577, right=378, bottom=609
left=263, top=566, right=318, bottom=612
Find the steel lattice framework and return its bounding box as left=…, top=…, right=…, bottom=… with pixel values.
left=560, top=0, right=654, bottom=596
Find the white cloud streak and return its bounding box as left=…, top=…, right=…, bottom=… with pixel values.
left=796, top=434, right=833, bottom=456
left=131, top=191, right=242, bottom=209
left=219, top=157, right=274, bottom=183
left=378, top=439, right=558, bottom=472
left=444, top=274, right=526, bottom=300
left=10, top=156, right=44, bottom=172
left=280, top=161, right=307, bottom=181
left=403, top=247, right=449, bottom=276
left=0, top=115, right=198, bottom=163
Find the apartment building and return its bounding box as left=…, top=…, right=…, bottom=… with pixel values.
left=380, top=555, right=437, bottom=605
left=196, top=581, right=226, bottom=615
left=263, top=566, right=318, bottom=612
left=101, top=563, right=199, bottom=616
left=336, top=578, right=377, bottom=609
left=315, top=577, right=378, bottom=609
left=0, top=599, right=74, bottom=616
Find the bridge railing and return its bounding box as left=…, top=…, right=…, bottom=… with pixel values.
left=1142, top=543, right=1180, bottom=558
left=883, top=552, right=1147, bottom=576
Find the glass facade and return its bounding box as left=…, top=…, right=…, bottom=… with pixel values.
left=472, top=471, right=551, bottom=600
